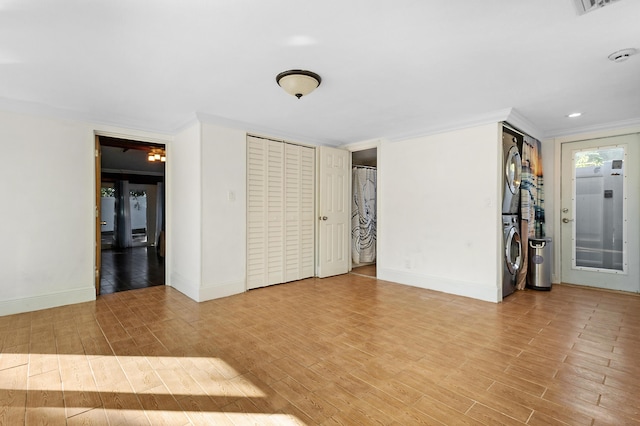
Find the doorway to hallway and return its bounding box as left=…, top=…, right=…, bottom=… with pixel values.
left=97, top=136, right=166, bottom=295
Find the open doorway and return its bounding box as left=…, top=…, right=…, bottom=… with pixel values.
left=98, top=136, right=166, bottom=294
left=351, top=148, right=377, bottom=278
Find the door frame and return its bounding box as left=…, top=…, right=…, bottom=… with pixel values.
left=346, top=139, right=382, bottom=277
left=95, top=136, right=102, bottom=295
left=552, top=124, right=640, bottom=286
left=94, top=130, right=171, bottom=295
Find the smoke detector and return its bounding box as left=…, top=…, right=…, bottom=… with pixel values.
left=574, top=0, right=622, bottom=15
left=608, top=48, right=638, bottom=63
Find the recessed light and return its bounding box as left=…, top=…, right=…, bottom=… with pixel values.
left=567, top=112, right=582, bottom=118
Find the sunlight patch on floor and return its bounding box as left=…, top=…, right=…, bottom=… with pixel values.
left=21, top=354, right=266, bottom=397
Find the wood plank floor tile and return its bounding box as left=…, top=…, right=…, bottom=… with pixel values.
left=1, top=279, right=639, bottom=424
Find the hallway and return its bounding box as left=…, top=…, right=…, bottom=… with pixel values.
left=100, top=247, right=164, bottom=294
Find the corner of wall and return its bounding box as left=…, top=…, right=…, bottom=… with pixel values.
left=199, top=281, right=245, bottom=302
left=378, top=268, right=500, bottom=303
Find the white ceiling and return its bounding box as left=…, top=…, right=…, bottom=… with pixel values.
left=1, top=0, right=639, bottom=145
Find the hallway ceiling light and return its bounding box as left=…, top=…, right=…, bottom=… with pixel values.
left=567, top=112, right=582, bottom=118
left=148, top=148, right=166, bottom=162
left=276, top=69, right=321, bottom=99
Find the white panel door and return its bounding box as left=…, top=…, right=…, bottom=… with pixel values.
left=560, top=134, right=639, bottom=292
left=317, top=146, right=350, bottom=278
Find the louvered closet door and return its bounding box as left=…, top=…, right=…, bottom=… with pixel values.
left=247, top=137, right=314, bottom=290
left=284, top=144, right=315, bottom=282
left=247, top=137, right=284, bottom=289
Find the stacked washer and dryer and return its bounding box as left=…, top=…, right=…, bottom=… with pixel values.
left=502, top=128, right=523, bottom=298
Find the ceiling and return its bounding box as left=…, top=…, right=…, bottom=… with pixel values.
left=1, top=0, right=639, bottom=145
left=100, top=137, right=165, bottom=184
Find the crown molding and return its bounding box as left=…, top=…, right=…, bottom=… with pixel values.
left=544, top=117, right=640, bottom=140
left=195, top=111, right=334, bottom=146
left=389, top=108, right=513, bottom=143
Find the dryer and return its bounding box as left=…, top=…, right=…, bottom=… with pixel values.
left=502, top=131, right=522, bottom=215
left=502, top=214, right=522, bottom=298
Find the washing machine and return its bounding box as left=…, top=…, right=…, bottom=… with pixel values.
left=502, top=131, right=522, bottom=215
left=502, top=214, right=522, bottom=298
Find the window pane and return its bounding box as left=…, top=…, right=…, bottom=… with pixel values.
left=574, top=147, right=624, bottom=270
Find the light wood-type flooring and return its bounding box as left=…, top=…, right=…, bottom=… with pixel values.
left=1, top=274, right=639, bottom=425
left=351, top=264, right=376, bottom=278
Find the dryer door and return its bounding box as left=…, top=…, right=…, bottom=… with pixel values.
left=505, top=226, right=522, bottom=274
left=505, top=145, right=522, bottom=195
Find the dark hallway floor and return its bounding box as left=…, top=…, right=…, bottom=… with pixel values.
left=100, top=246, right=165, bottom=294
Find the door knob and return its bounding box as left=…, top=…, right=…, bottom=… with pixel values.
left=319, top=216, right=328, bottom=221
left=100, top=221, right=107, bottom=225
left=562, top=218, right=574, bottom=223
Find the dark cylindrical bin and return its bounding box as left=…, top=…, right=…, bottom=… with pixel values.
left=527, top=238, right=552, bottom=290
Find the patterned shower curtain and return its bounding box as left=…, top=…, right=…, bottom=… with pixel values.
left=352, top=166, right=377, bottom=264
left=517, top=135, right=545, bottom=290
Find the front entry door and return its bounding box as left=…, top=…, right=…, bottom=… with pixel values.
left=317, top=146, right=350, bottom=278
left=560, top=133, right=640, bottom=292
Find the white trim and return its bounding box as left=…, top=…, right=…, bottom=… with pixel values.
left=344, top=138, right=383, bottom=152
left=546, top=118, right=640, bottom=140
left=94, top=129, right=172, bottom=145
left=389, top=108, right=513, bottom=143
left=197, top=112, right=328, bottom=147
left=505, top=109, right=545, bottom=141
left=378, top=268, right=500, bottom=303
left=0, top=96, right=188, bottom=134
left=169, top=272, right=200, bottom=301
left=199, top=281, right=246, bottom=302
left=0, top=286, right=96, bottom=317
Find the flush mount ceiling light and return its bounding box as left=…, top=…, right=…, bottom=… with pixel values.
left=567, top=112, right=582, bottom=118
left=276, top=69, right=321, bottom=99
left=574, top=0, right=622, bottom=15
left=608, top=48, right=638, bottom=63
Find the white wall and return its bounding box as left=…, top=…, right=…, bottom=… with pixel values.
left=378, top=123, right=502, bottom=302
left=0, top=110, right=96, bottom=315
left=200, top=123, right=247, bottom=300
left=168, top=122, right=203, bottom=301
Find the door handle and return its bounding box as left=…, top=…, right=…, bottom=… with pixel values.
left=319, top=216, right=328, bottom=221
left=562, top=218, right=574, bottom=223
left=100, top=221, right=107, bottom=225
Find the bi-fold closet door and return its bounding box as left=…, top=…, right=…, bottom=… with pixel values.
left=247, top=136, right=315, bottom=290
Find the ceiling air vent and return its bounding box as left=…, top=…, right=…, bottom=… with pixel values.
left=574, top=0, right=622, bottom=15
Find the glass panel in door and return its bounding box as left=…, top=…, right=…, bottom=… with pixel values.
left=573, top=147, right=624, bottom=271
left=560, top=134, right=639, bottom=292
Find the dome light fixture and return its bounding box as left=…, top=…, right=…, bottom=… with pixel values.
left=276, top=69, right=321, bottom=99
left=608, top=48, right=638, bottom=63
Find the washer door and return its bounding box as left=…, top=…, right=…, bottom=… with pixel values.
left=505, top=226, right=522, bottom=274
left=505, top=145, right=522, bottom=195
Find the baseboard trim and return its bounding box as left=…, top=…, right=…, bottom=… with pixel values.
left=199, top=280, right=245, bottom=302
left=378, top=268, right=500, bottom=303
left=0, top=286, right=96, bottom=316
left=168, top=272, right=200, bottom=302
